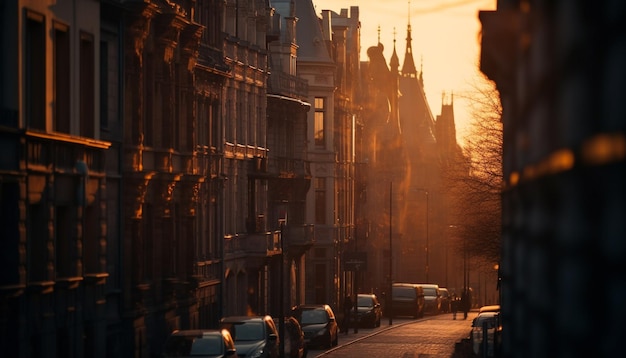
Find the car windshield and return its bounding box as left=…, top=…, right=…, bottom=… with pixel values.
left=392, top=287, right=415, bottom=298
left=164, top=335, right=223, bottom=356
left=222, top=322, right=264, bottom=341
left=300, top=309, right=328, bottom=324
left=357, top=296, right=373, bottom=307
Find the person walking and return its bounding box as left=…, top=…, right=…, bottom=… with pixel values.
left=451, top=293, right=459, bottom=320
left=460, top=288, right=470, bottom=320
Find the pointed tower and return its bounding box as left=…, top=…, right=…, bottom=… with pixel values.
left=398, top=1, right=436, bottom=150
left=389, top=27, right=401, bottom=132
left=390, top=27, right=400, bottom=74
left=401, top=3, right=418, bottom=79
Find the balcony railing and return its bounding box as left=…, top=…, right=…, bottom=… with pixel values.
left=25, top=131, right=109, bottom=173
left=284, top=224, right=315, bottom=248
left=267, top=156, right=311, bottom=178
left=267, top=72, right=308, bottom=101
left=223, top=231, right=282, bottom=257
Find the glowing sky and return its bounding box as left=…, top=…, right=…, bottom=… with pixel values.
left=311, top=0, right=497, bottom=145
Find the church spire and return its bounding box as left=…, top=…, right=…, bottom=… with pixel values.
left=401, top=0, right=417, bottom=77
left=390, top=27, right=400, bottom=73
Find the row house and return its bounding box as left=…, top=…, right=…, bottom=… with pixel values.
left=266, top=0, right=315, bottom=318
left=0, top=0, right=314, bottom=356
left=295, top=2, right=361, bottom=310
left=0, top=1, right=111, bottom=357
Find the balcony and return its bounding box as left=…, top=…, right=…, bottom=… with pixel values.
left=268, top=156, right=311, bottom=179
left=25, top=131, right=109, bottom=173
left=224, top=231, right=282, bottom=268
left=267, top=72, right=308, bottom=101
left=284, top=224, right=315, bottom=258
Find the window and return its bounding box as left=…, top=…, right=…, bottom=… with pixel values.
left=55, top=205, right=72, bottom=278
left=54, top=22, right=70, bottom=134
left=99, top=39, right=109, bottom=130
left=25, top=11, right=46, bottom=131
left=80, top=32, right=95, bottom=138
left=315, top=177, right=326, bottom=224
left=314, top=97, right=325, bottom=147
left=28, top=202, right=48, bottom=281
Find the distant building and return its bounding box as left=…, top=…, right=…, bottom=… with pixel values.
left=357, top=15, right=465, bottom=296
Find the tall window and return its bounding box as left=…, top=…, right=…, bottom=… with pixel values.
left=315, top=177, right=326, bottom=224
left=56, top=205, right=72, bottom=278
left=25, top=11, right=46, bottom=131
left=100, top=41, right=109, bottom=130
left=80, top=32, right=95, bottom=138
left=314, top=97, right=326, bottom=147
left=54, top=22, right=70, bottom=134
left=28, top=203, right=48, bottom=281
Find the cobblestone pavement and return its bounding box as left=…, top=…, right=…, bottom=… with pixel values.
left=311, top=311, right=478, bottom=358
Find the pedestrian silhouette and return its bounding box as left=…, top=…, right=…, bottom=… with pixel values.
left=460, top=288, right=470, bottom=320
left=451, top=293, right=459, bottom=320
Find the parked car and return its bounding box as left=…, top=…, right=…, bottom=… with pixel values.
left=471, top=311, right=499, bottom=357
left=479, top=304, right=500, bottom=313
left=220, top=315, right=279, bottom=358
left=355, top=293, right=382, bottom=328
left=417, top=283, right=441, bottom=314
left=273, top=316, right=307, bottom=358
left=291, top=304, right=339, bottom=349
left=162, top=329, right=236, bottom=357
left=439, top=287, right=451, bottom=313
left=390, top=283, right=425, bottom=318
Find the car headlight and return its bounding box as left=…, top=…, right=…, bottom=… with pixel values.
left=249, top=347, right=264, bottom=358
left=315, top=328, right=328, bottom=337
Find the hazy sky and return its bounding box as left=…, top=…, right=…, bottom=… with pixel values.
left=311, top=0, right=496, bottom=145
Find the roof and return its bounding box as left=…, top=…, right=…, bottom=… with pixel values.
left=294, top=0, right=333, bottom=63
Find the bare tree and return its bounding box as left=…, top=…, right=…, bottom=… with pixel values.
left=445, top=75, right=503, bottom=266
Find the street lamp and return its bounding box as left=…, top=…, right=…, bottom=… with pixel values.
left=278, top=219, right=285, bottom=358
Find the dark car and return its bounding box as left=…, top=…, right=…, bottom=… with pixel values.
left=220, top=315, right=279, bottom=358
left=355, top=293, right=382, bottom=328
left=162, top=329, right=236, bottom=357
left=390, top=283, right=425, bottom=318
left=273, top=316, right=307, bottom=358
left=291, top=304, right=339, bottom=349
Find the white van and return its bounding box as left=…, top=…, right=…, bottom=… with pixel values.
left=416, top=283, right=441, bottom=314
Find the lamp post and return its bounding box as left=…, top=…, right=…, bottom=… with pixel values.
left=279, top=219, right=285, bottom=358
left=278, top=200, right=288, bottom=358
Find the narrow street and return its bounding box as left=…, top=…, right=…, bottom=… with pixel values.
left=310, top=312, right=478, bottom=358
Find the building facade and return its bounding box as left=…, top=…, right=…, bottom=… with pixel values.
left=1, top=1, right=111, bottom=357
left=480, top=1, right=626, bottom=357
left=295, top=1, right=361, bottom=310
